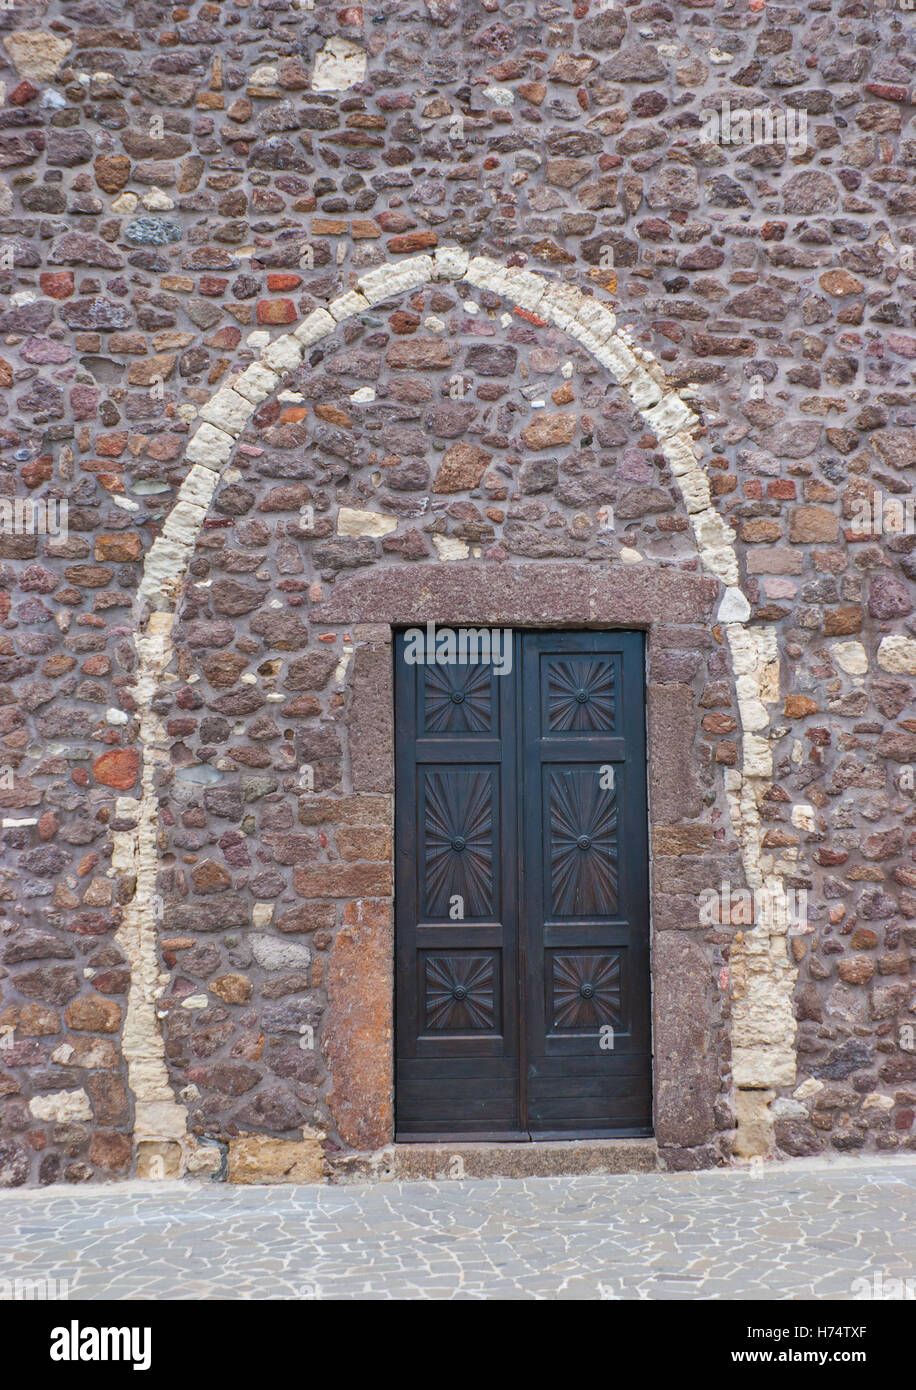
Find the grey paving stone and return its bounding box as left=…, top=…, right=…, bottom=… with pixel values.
left=0, top=1160, right=914, bottom=1300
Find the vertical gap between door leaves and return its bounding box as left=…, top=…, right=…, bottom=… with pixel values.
left=516, top=628, right=530, bottom=1138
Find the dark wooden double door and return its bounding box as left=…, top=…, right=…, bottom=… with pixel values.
left=395, top=629, right=651, bottom=1140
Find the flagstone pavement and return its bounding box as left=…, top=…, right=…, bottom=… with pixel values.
left=1, top=1158, right=914, bottom=1300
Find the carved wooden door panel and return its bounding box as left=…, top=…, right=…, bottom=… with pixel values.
left=520, top=632, right=651, bottom=1137
left=394, top=630, right=522, bottom=1138
left=395, top=629, right=651, bottom=1140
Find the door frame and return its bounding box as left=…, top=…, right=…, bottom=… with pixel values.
left=316, top=563, right=738, bottom=1163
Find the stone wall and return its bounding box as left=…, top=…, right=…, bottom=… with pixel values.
left=1, top=0, right=915, bottom=1184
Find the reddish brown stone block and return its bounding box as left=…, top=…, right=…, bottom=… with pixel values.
left=292, top=864, right=392, bottom=898
left=94, top=533, right=143, bottom=562
left=92, top=749, right=139, bottom=791
left=784, top=694, right=819, bottom=718
left=65, top=995, right=122, bottom=1033
left=256, top=299, right=297, bottom=325
left=89, top=1131, right=132, bottom=1172
left=8, top=80, right=39, bottom=105
left=336, top=826, right=392, bottom=862
left=386, top=230, right=437, bottom=252
left=790, top=506, right=839, bottom=543
left=39, top=271, right=74, bottom=300
left=432, top=441, right=491, bottom=493
left=823, top=606, right=862, bottom=636
left=520, top=412, right=576, bottom=449
left=323, top=899, right=393, bottom=1150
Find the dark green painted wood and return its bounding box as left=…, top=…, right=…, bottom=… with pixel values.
left=394, top=630, right=521, bottom=1135
left=394, top=628, right=651, bottom=1140
left=521, top=631, right=652, bottom=1136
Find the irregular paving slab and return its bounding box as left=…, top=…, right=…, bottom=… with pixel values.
left=0, top=1160, right=913, bottom=1301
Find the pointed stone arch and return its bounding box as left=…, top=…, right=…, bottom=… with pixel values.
left=114, top=250, right=797, bottom=1175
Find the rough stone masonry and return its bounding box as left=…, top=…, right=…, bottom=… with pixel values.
left=0, top=0, right=915, bottom=1186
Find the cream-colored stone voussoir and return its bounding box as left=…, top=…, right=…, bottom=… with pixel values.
left=116, top=252, right=793, bottom=1176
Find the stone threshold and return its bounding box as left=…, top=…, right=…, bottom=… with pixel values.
left=328, top=1138, right=659, bottom=1184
